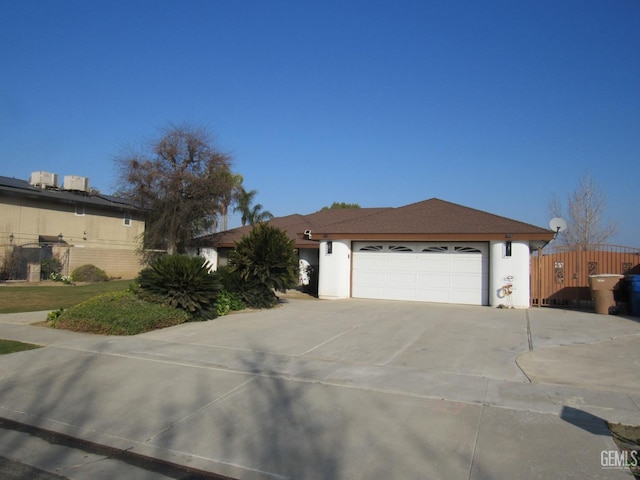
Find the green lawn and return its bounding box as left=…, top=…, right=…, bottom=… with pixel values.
left=0, top=339, right=42, bottom=355
left=0, top=280, right=132, bottom=313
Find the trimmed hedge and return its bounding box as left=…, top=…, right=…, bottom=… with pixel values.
left=72, top=264, right=109, bottom=282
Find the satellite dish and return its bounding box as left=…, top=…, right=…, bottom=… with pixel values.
left=549, top=217, right=567, bottom=233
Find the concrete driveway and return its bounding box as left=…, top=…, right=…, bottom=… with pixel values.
left=0, top=297, right=639, bottom=479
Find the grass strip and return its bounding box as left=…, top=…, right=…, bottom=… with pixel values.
left=0, top=339, right=41, bottom=355
left=0, top=280, right=131, bottom=313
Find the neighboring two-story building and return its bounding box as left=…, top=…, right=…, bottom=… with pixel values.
left=1, top=172, right=145, bottom=281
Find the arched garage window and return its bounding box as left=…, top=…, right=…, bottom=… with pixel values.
left=454, top=246, right=482, bottom=253
left=389, top=245, right=413, bottom=252
left=422, top=246, right=448, bottom=253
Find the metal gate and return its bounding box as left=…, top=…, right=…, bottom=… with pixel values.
left=530, top=244, right=640, bottom=307
left=1, top=242, right=70, bottom=282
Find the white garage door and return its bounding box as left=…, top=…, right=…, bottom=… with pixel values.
left=352, top=242, right=489, bottom=305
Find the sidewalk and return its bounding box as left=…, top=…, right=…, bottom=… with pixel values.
left=0, top=300, right=638, bottom=479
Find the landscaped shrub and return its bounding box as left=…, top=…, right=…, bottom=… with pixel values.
left=1, top=250, right=25, bottom=281
left=216, top=265, right=239, bottom=289
left=50, top=272, right=72, bottom=284
left=48, top=290, right=189, bottom=335
left=217, top=266, right=269, bottom=308
left=40, top=257, right=63, bottom=280
left=215, top=289, right=246, bottom=316
left=71, top=264, right=109, bottom=283
left=228, top=224, right=298, bottom=308
left=0, top=263, right=8, bottom=282
left=137, top=254, right=222, bottom=320
left=218, top=259, right=284, bottom=309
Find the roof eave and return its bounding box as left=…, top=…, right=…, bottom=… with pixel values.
left=0, top=185, right=141, bottom=211
left=195, top=233, right=321, bottom=249
left=307, top=232, right=555, bottom=241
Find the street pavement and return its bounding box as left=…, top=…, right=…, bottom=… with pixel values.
left=0, top=298, right=638, bottom=479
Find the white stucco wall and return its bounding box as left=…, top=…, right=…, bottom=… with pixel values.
left=318, top=240, right=351, bottom=299
left=489, top=240, right=531, bottom=308
left=198, top=247, right=218, bottom=273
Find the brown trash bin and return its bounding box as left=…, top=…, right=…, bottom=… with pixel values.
left=588, top=274, right=623, bottom=315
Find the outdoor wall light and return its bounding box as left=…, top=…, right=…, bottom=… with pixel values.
left=58, top=233, right=63, bottom=243
left=9, top=233, right=14, bottom=244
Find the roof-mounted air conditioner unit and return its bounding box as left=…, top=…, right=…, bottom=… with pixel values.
left=63, top=175, right=89, bottom=192
left=29, top=171, right=59, bottom=189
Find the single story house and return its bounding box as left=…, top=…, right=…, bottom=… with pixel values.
left=195, top=198, right=554, bottom=308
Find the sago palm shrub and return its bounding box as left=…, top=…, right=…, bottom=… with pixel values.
left=137, top=254, right=222, bottom=320
left=228, top=223, right=298, bottom=308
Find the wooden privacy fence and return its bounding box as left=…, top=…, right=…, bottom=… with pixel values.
left=530, top=244, right=640, bottom=308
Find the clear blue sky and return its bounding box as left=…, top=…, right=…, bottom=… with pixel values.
left=2, top=1, right=639, bottom=245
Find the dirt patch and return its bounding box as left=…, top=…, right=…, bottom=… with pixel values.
left=278, top=289, right=318, bottom=300
left=608, top=422, right=640, bottom=478
left=31, top=321, right=51, bottom=328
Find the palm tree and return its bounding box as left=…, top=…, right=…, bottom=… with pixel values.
left=246, top=203, right=274, bottom=226
left=234, top=188, right=256, bottom=226
left=233, top=188, right=273, bottom=226
left=217, top=171, right=244, bottom=231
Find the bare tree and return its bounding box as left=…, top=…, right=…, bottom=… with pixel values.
left=549, top=172, right=617, bottom=249
left=116, top=123, right=238, bottom=254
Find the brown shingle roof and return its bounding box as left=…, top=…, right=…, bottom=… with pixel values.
left=194, top=215, right=305, bottom=248
left=313, top=198, right=553, bottom=240
left=303, top=207, right=391, bottom=227
left=195, top=199, right=553, bottom=247
left=195, top=208, right=389, bottom=248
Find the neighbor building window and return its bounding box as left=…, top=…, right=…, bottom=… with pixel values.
left=75, top=205, right=85, bottom=216
left=326, top=241, right=333, bottom=255
left=123, top=213, right=131, bottom=226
